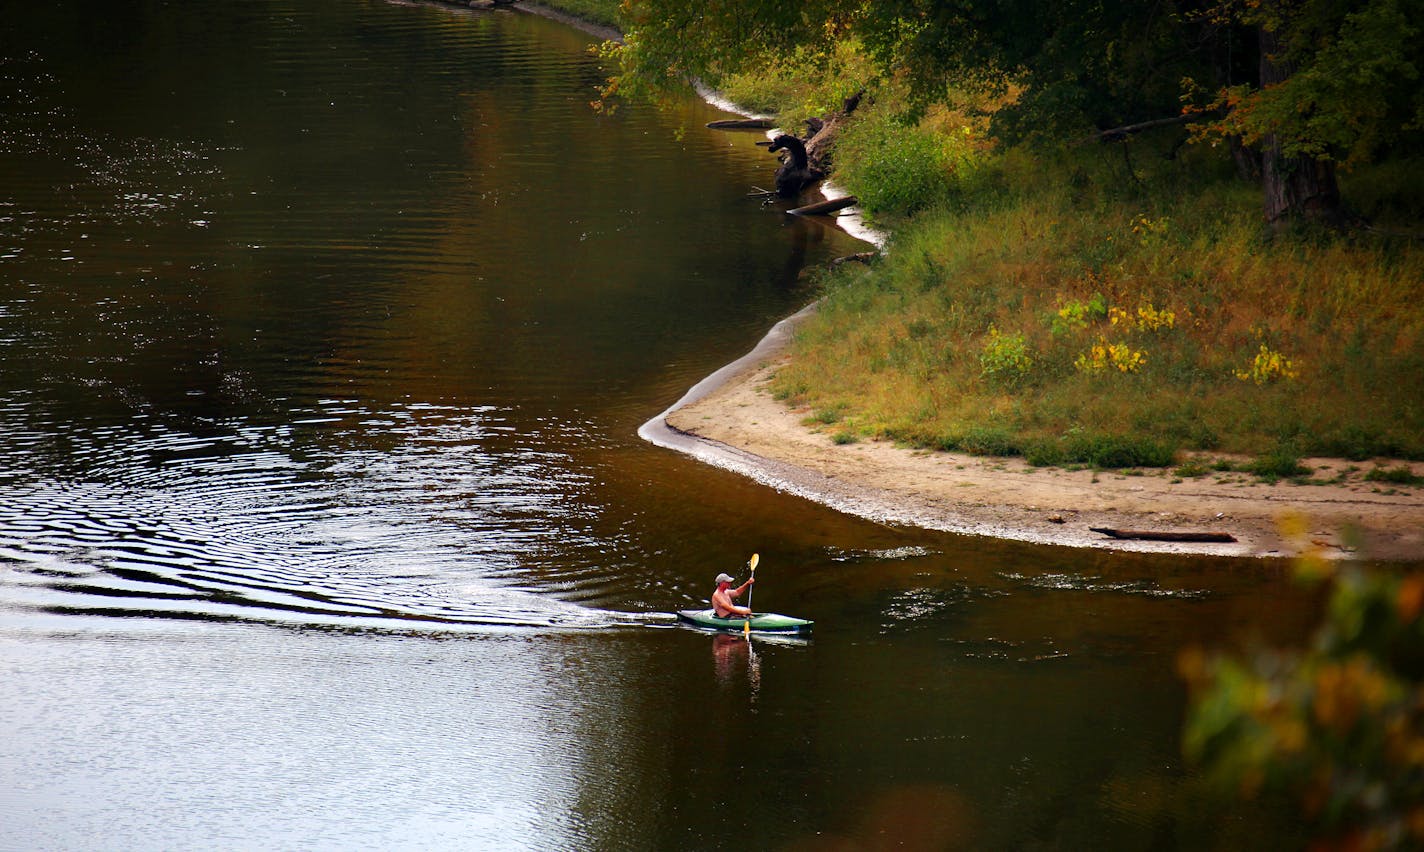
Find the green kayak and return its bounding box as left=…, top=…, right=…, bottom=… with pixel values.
left=676, top=609, right=814, bottom=634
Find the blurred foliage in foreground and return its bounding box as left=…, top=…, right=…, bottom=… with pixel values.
left=1182, top=532, right=1424, bottom=849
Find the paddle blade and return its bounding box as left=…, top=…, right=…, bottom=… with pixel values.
left=746, top=553, right=757, bottom=612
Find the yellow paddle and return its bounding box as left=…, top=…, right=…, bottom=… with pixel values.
left=743, top=553, right=759, bottom=638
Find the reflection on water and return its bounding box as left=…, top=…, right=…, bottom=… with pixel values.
left=0, top=0, right=1319, bottom=847
left=711, top=633, right=762, bottom=699
left=3, top=625, right=638, bottom=849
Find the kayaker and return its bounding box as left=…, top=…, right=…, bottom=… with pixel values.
left=712, top=572, right=755, bottom=618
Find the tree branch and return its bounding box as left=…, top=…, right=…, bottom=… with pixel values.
left=1085, top=112, right=1205, bottom=144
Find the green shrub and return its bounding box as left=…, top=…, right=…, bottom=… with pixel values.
left=1364, top=465, right=1423, bottom=485
left=955, top=426, right=1021, bottom=457
left=1026, top=432, right=1175, bottom=468
left=1024, top=439, right=1066, bottom=467
left=1174, top=461, right=1211, bottom=478
left=979, top=325, right=1034, bottom=387
left=1247, top=448, right=1312, bottom=481
left=1051, top=292, right=1108, bottom=334
left=1072, top=434, right=1175, bottom=468
left=834, top=110, right=983, bottom=215
left=1316, top=426, right=1403, bottom=461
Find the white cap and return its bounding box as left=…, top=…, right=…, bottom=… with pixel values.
left=715, top=573, right=735, bottom=585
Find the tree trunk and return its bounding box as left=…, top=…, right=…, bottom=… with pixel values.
left=1229, top=135, right=1260, bottom=182
left=1258, top=21, right=1341, bottom=225
left=1260, top=143, right=1341, bottom=224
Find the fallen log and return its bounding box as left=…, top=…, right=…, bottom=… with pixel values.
left=767, top=135, right=825, bottom=197
left=831, top=250, right=871, bottom=267
left=1090, top=527, right=1237, bottom=543
left=706, top=118, right=776, bottom=130
left=787, top=196, right=857, bottom=216
left=805, top=89, right=863, bottom=171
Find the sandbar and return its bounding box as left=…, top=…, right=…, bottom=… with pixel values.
left=644, top=307, right=1424, bottom=561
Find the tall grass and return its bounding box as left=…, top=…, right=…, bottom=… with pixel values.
left=717, top=41, right=875, bottom=128
left=775, top=138, right=1424, bottom=465
left=528, top=0, right=623, bottom=29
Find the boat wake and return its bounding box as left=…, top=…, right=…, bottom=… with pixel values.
left=0, top=467, right=647, bottom=636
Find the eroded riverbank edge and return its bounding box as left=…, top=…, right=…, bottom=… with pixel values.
left=643, top=305, right=1424, bottom=561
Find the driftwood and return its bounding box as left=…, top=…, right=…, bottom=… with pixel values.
left=767, top=135, right=825, bottom=197
left=745, top=92, right=861, bottom=199
left=1090, top=527, right=1237, bottom=543
left=804, top=90, right=863, bottom=170
left=829, top=251, right=876, bottom=267
left=707, top=118, right=776, bottom=130
left=787, top=196, right=857, bottom=216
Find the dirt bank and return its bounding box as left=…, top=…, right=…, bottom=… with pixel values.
left=650, top=311, right=1424, bottom=561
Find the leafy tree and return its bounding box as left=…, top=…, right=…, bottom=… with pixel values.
left=1185, top=0, right=1424, bottom=224
left=605, top=0, right=1220, bottom=136
left=1181, top=549, right=1424, bottom=848
left=605, top=0, right=1423, bottom=223
left=598, top=0, right=854, bottom=104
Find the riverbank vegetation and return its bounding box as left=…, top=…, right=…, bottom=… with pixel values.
left=598, top=0, right=1424, bottom=474
left=771, top=144, right=1424, bottom=469
left=527, top=0, right=621, bottom=29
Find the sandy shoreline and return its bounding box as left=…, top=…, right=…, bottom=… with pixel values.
left=645, top=307, right=1424, bottom=562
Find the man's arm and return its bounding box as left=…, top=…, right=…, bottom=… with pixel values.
left=713, top=588, right=751, bottom=617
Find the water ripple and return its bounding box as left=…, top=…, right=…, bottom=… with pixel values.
left=0, top=400, right=646, bottom=631
left=997, top=571, right=1210, bottom=600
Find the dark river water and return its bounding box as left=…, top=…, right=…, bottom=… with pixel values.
left=1, top=0, right=1317, bottom=848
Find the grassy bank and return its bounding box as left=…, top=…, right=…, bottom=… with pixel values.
left=523, top=0, right=622, bottom=30
left=776, top=142, right=1424, bottom=470
left=714, top=74, right=1424, bottom=472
